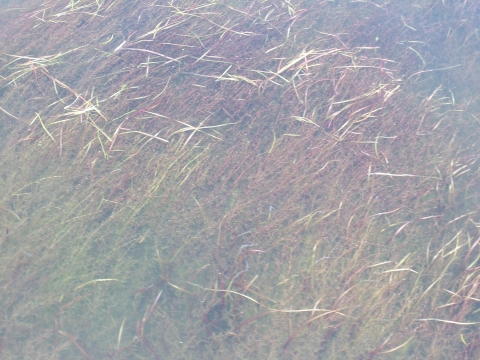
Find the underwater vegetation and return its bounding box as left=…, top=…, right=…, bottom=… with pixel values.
left=0, top=0, right=480, bottom=359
